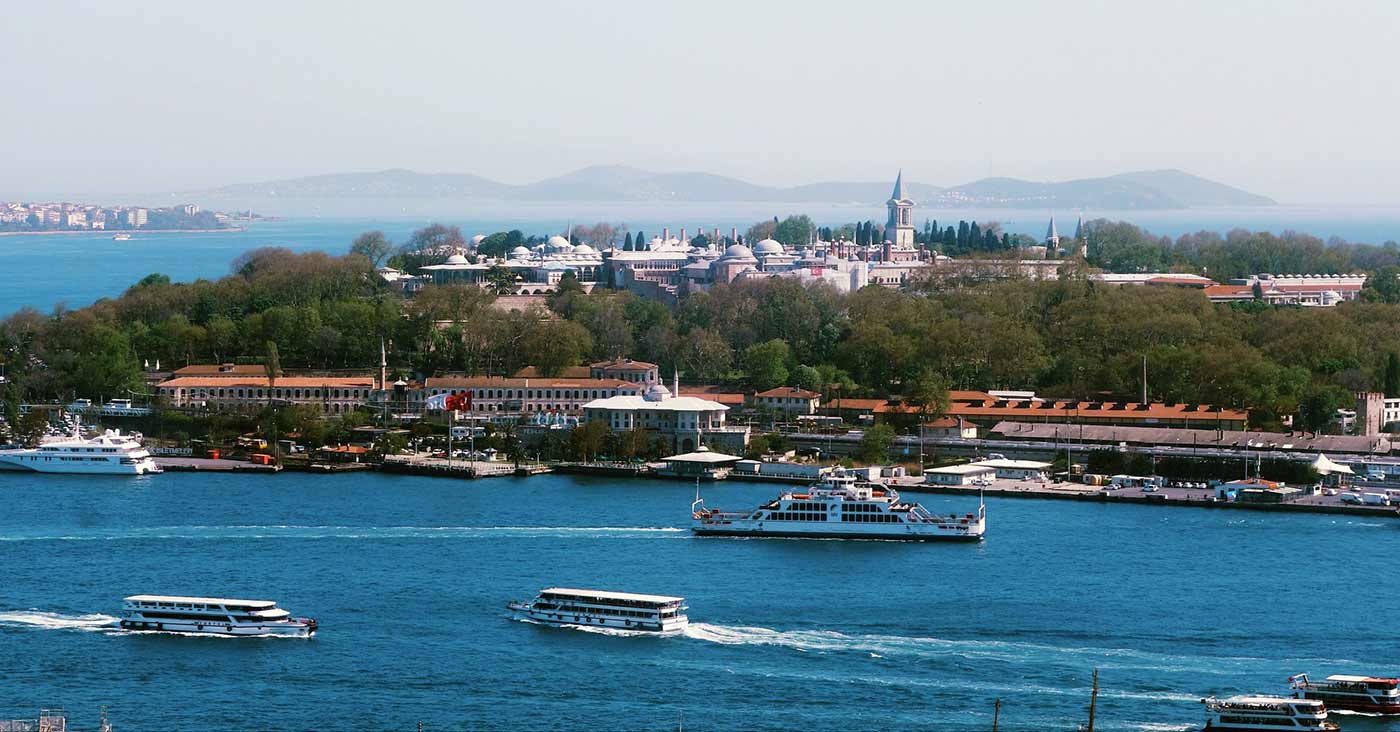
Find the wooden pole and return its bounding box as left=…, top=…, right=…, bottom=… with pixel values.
left=1087, top=668, right=1099, bottom=732
left=991, top=697, right=1001, bottom=732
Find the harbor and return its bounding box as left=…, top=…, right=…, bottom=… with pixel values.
left=0, top=468, right=1394, bottom=731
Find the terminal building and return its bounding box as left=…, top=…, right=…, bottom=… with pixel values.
left=582, top=380, right=749, bottom=452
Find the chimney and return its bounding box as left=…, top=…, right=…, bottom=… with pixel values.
left=663, top=227, right=670, bottom=242
left=731, top=227, right=737, bottom=243
left=680, top=228, right=686, bottom=243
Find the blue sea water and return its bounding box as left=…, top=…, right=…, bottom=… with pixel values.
left=0, top=471, right=1396, bottom=731
left=3, top=205, right=1400, bottom=316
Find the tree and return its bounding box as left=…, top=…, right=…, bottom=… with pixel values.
left=1385, top=352, right=1400, bottom=399
left=568, top=419, right=611, bottom=461
left=855, top=423, right=897, bottom=464
left=521, top=319, right=593, bottom=377
left=676, top=329, right=733, bottom=381
left=908, top=367, right=950, bottom=425
left=263, top=341, right=281, bottom=401
left=16, top=408, right=51, bottom=446
left=772, top=215, right=815, bottom=249
left=1252, top=280, right=1265, bottom=301
left=746, top=219, right=778, bottom=243
left=742, top=339, right=790, bottom=390
left=134, top=273, right=171, bottom=288
left=349, top=231, right=394, bottom=267
left=485, top=266, right=519, bottom=294
left=1298, top=384, right=1349, bottom=433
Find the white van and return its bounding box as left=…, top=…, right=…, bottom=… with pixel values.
left=1362, top=492, right=1390, bottom=506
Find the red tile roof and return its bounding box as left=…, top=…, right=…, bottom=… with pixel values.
left=425, top=376, right=637, bottom=389
left=755, top=387, right=821, bottom=399
left=159, top=376, right=374, bottom=388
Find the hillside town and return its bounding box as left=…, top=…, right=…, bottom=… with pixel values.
left=0, top=200, right=234, bottom=232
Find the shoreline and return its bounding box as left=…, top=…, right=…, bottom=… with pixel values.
left=903, top=482, right=1400, bottom=518
left=0, top=227, right=245, bottom=237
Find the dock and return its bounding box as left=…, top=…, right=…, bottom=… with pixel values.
left=381, top=454, right=517, bottom=479
left=154, top=457, right=281, bottom=473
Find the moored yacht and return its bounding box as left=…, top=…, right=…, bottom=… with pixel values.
left=119, top=595, right=316, bottom=636
left=0, top=425, right=160, bottom=475
left=692, top=469, right=986, bottom=541
left=1290, top=673, right=1400, bottom=714
left=509, top=587, right=688, bottom=633
left=1200, top=695, right=1337, bottom=731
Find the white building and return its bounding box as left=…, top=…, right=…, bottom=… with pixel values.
left=582, top=381, right=748, bottom=452
left=923, top=463, right=997, bottom=486
left=968, top=458, right=1051, bottom=481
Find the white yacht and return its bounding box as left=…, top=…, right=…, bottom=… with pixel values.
left=1200, top=696, right=1337, bottom=731
left=692, top=469, right=986, bottom=541
left=1290, top=673, right=1400, bottom=714
left=0, top=426, right=160, bottom=475
left=119, top=595, right=317, bottom=637
left=509, top=587, right=689, bottom=634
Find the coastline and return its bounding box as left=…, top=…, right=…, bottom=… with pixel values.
left=0, top=226, right=245, bottom=237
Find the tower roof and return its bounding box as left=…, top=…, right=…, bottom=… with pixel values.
left=1046, top=216, right=1059, bottom=241
left=889, top=170, right=907, bottom=202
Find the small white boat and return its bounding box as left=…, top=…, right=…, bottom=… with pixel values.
left=509, top=587, right=688, bottom=633
left=119, top=595, right=316, bottom=637
left=1201, top=695, right=1337, bottom=731
left=112, top=233, right=132, bottom=241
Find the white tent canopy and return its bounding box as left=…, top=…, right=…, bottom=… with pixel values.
left=1312, top=453, right=1354, bottom=475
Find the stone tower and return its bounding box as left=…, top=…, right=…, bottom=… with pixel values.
left=885, top=171, right=915, bottom=249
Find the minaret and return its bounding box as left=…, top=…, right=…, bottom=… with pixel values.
left=379, top=338, right=388, bottom=391
left=885, top=170, right=915, bottom=249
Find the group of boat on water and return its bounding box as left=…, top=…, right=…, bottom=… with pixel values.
left=7, top=426, right=1390, bottom=730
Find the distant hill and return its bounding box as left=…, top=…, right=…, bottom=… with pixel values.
left=934, top=170, right=1275, bottom=209
left=190, top=167, right=1273, bottom=209
left=196, top=169, right=512, bottom=199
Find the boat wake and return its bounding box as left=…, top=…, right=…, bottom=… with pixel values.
left=0, top=525, right=688, bottom=541
left=680, top=623, right=1309, bottom=684
left=0, top=610, right=118, bottom=632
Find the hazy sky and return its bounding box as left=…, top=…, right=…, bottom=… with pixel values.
left=3, top=0, right=1398, bottom=204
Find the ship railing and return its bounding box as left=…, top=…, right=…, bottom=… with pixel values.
left=695, top=509, right=749, bottom=520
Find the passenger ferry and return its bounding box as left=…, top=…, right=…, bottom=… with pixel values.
left=118, top=595, right=317, bottom=636
left=508, top=587, right=689, bottom=633
left=0, top=426, right=160, bottom=475
left=691, top=469, right=986, bottom=541
left=1200, top=696, right=1337, bottom=731
left=1290, top=673, right=1400, bottom=714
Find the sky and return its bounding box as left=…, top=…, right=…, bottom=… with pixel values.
left=2, top=0, right=1398, bottom=204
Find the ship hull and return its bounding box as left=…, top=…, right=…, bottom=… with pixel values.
left=509, top=603, right=688, bottom=633
left=692, top=526, right=983, bottom=541
left=1294, top=697, right=1400, bottom=714
left=0, top=453, right=159, bottom=475
left=118, top=619, right=313, bottom=637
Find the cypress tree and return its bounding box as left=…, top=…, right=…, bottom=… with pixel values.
left=957, top=221, right=970, bottom=249
left=943, top=226, right=956, bottom=246
left=1386, top=352, right=1400, bottom=398
left=969, top=222, right=982, bottom=249
left=623, top=231, right=633, bottom=251
left=985, top=230, right=998, bottom=251
left=635, top=230, right=645, bottom=250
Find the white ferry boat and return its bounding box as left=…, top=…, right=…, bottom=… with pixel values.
left=1290, top=673, right=1400, bottom=714
left=1200, top=695, right=1337, bottom=731
left=119, top=595, right=317, bottom=636
left=508, top=587, right=688, bottom=633
left=0, top=426, right=160, bottom=475
left=112, top=233, right=132, bottom=240
left=691, top=469, right=986, bottom=541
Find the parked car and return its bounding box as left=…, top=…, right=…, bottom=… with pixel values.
left=1339, top=493, right=1363, bottom=505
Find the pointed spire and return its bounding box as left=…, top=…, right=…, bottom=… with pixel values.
left=1046, top=215, right=1059, bottom=243
left=890, top=169, right=906, bottom=201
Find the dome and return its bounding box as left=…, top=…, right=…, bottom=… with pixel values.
left=722, top=244, right=755, bottom=260
left=445, top=253, right=469, bottom=265
left=546, top=235, right=571, bottom=248
left=754, top=238, right=784, bottom=255
left=470, top=234, right=487, bottom=245
left=509, top=245, right=531, bottom=257
left=642, top=383, right=673, bottom=402
left=572, top=243, right=595, bottom=255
